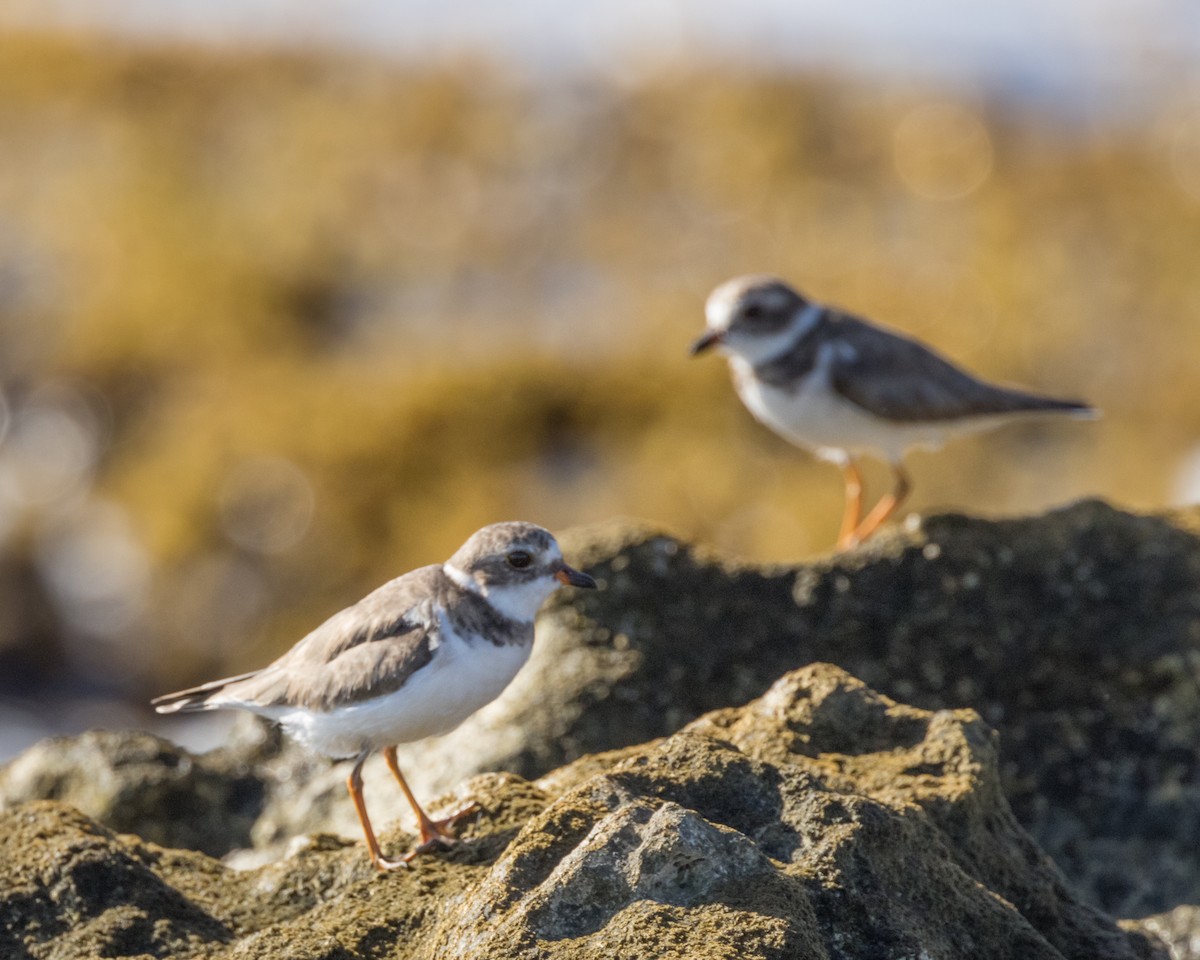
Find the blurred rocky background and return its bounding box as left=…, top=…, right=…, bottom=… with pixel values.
left=0, top=0, right=1196, bottom=827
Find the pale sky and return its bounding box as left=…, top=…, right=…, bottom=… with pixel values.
left=5, top=0, right=1197, bottom=108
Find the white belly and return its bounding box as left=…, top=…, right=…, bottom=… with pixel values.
left=732, top=357, right=999, bottom=464
left=271, top=632, right=532, bottom=759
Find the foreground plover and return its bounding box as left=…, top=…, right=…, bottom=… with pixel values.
left=153, top=521, right=596, bottom=870
left=691, top=275, right=1094, bottom=548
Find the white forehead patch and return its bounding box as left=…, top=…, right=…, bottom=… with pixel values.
left=705, top=282, right=744, bottom=330
left=706, top=276, right=800, bottom=329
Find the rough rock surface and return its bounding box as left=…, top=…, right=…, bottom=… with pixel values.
left=542, top=499, right=1200, bottom=920
left=3, top=499, right=1198, bottom=927
left=1131, top=906, right=1200, bottom=960
left=0, top=729, right=267, bottom=857
left=0, top=665, right=1167, bottom=959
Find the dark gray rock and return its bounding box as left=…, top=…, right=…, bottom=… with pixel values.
left=538, top=500, right=1200, bottom=918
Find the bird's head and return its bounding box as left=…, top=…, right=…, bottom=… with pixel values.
left=691, top=275, right=816, bottom=365
left=444, top=521, right=596, bottom=622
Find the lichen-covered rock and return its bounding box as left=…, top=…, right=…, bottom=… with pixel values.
left=539, top=499, right=1200, bottom=918
left=3, top=500, right=1197, bottom=921
left=0, top=802, right=237, bottom=960
left=0, top=665, right=1165, bottom=959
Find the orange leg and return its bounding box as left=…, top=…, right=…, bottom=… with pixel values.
left=346, top=752, right=409, bottom=871
left=851, top=461, right=912, bottom=545
left=836, top=458, right=865, bottom=550
left=383, top=746, right=480, bottom=860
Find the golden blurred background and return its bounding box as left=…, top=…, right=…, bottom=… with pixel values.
left=0, top=5, right=1198, bottom=756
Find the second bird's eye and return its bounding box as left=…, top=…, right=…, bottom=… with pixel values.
left=506, top=550, right=532, bottom=569
left=743, top=303, right=765, bottom=320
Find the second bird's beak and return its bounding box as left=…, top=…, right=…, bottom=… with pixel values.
left=555, top=565, right=597, bottom=589
left=689, top=329, right=724, bottom=355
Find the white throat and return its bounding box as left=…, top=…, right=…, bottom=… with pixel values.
left=480, top=576, right=559, bottom=623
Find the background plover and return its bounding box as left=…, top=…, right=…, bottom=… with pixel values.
left=692, top=275, right=1095, bottom=548
left=153, top=520, right=596, bottom=870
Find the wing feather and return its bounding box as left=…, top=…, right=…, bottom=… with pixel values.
left=827, top=315, right=1090, bottom=422
left=154, top=565, right=449, bottom=714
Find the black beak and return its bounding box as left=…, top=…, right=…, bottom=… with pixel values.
left=555, top=564, right=597, bottom=589
left=689, top=330, right=724, bottom=355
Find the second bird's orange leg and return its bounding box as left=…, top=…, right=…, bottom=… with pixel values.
left=851, top=461, right=912, bottom=545
left=836, top=459, right=865, bottom=550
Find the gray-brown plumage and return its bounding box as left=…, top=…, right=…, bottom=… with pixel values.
left=152, top=520, right=596, bottom=870
left=753, top=306, right=1091, bottom=423
left=692, top=275, right=1095, bottom=548
left=152, top=566, right=527, bottom=714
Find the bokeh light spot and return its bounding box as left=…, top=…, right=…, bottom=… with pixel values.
left=1169, top=110, right=1200, bottom=203
left=893, top=102, right=993, bottom=201
left=164, top=552, right=271, bottom=667
left=34, top=500, right=150, bottom=642
left=1172, top=443, right=1200, bottom=506
left=219, top=456, right=315, bottom=555
left=0, top=387, right=101, bottom=506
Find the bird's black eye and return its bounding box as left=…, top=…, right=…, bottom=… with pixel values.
left=506, top=550, right=533, bottom=569
left=743, top=303, right=765, bottom=321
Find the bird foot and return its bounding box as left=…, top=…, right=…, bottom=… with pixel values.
left=368, top=803, right=484, bottom=872
left=391, top=801, right=484, bottom=865
left=439, top=799, right=484, bottom=830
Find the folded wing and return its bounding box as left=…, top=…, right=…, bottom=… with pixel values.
left=152, top=567, right=446, bottom=715
left=828, top=314, right=1092, bottom=423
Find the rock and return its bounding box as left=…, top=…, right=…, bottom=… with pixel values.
left=0, top=802, right=235, bottom=960
left=0, top=729, right=266, bottom=856
left=1130, top=906, right=1200, bottom=960
left=539, top=499, right=1200, bottom=919
left=276, top=497, right=1200, bottom=923
left=3, top=500, right=1197, bottom=919
left=0, top=665, right=1166, bottom=959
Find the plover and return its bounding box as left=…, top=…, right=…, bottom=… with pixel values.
left=153, top=521, right=596, bottom=870
left=691, top=275, right=1094, bottom=548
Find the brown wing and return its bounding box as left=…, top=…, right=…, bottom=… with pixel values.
left=154, top=566, right=447, bottom=714
left=827, top=314, right=1091, bottom=423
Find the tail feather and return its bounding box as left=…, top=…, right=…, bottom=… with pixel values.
left=151, top=670, right=261, bottom=714
left=1000, top=389, right=1098, bottom=419
left=1037, top=398, right=1096, bottom=416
